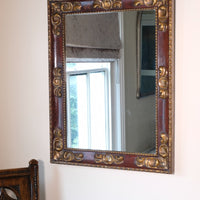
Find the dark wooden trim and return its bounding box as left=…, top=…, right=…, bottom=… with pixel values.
left=0, top=159, right=39, bottom=200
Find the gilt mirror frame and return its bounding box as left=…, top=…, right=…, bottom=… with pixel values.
left=48, top=0, right=175, bottom=173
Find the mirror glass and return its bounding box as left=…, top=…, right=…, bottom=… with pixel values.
left=65, top=10, right=156, bottom=154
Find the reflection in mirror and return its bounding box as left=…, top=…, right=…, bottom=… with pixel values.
left=65, top=10, right=156, bottom=154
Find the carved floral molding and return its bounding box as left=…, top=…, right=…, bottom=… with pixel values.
left=64, top=152, right=84, bottom=162
left=51, top=2, right=82, bottom=36
left=93, top=0, right=122, bottom=10
left=53, top=68, right=62, bottom=97
left=134, top=0, right=169, bottom=31
left=136, top=133, right=169, bottom=169
left=51, top=2, right=82, bottom=13
left=53, top=128, right=84, bottom=162
left=51, top=14, right=61, bottom=36
left=95, top=154, right=124, bottom=165
left=159, top=66, right=169, bottom=99
left=53, top=128, right=64, bottom=160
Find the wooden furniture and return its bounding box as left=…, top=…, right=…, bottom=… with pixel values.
left=0, top=159, right=39, bottom=200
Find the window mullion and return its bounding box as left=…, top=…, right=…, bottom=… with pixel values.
left=67, top=74, right=72, bottom=147
left=87, top=72, right=92, bottom=149
left=104, top=70, right=111, bottom=150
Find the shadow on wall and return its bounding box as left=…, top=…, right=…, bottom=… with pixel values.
left=38, top=160, right=46, bottom=200
left=43, top=163, right=63, bottom=200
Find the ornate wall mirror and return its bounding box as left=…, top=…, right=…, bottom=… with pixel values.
left=48, top=0, right=174, bottom=173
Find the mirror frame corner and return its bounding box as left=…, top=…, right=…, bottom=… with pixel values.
left=48, top=0, right=175, bottom=174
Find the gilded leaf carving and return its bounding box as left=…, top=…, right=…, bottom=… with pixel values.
left=95, top=154, right=124, bottom=165
left=159, top=133, right=169, bottom=157
left=51, top=3, right=61, bottom=12
left=61, top=2, right=82, bottom=12
left=158, top=5, right=168, bottom=31
left=159, top=144, right=168, bottom=157
left=134, top=0, right=168, bottom=31
left=51, top=1, right=82, bottom=12
left=136, top=156, right=167, bottom=169
left=72, top=2, right=82, bottom=11
left=51, top=14, right=61, bottom=36
left=53, top=138, right=63, bottom=151
left=61, top=2, right=73, bottom=11
left=136, top=133, right=169, bottom=169
left=53, top=150, right=64, bottom=160
left=93, top=0, right=122, bottom=10
left=53, top=128, right=64, bottom=160
left=134, top=0, right=157, bottom=6
left=64, top=152, right=84, bottom=162
left=160, top=133, right=168, bottom=143
left=53, top=127, right=62, bottom=137
left=53, top=68, right=62, bottom=97
left=159, top=66, right=169, bottom=99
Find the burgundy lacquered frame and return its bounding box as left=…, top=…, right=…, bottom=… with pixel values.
left=48, top=0, right=174, bottom=173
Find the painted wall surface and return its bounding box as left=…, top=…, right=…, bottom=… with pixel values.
left=0, top=0, right=200, bottom=200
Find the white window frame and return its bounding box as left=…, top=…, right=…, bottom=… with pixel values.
left=66, top=61, right=112, bottom=150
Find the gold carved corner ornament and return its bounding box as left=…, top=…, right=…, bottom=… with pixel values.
left=53, top=68, right=62, bottom=97
left=51, top=2, right=82, bottom=36
left=54, top=151, right=84, bottom=162
left=134, top=0, right=168, bottom=31
left=136, top=133, right=169, bottom=170
left=94, top=154, right=124, bottom=165
left=93, top=0, right=122, bottom=10
left=51, top=2, right=61, bottom=13
left=51, top=2, right=82, bottom=13
left=159, top=66, right=169, bottom=99
left=52, top=128, right=84, bottom=162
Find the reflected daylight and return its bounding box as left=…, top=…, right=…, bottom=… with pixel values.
left=65, top=10, right=156, bottom=153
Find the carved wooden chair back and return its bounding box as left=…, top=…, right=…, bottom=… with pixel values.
left=0, top=159, right=39, bottom=200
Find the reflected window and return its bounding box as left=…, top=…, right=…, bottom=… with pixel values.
left=140, top=24, right=156, bottom=96
left=66, top=62, right=112, bottom=150
left=137, top=11, right=156, bottom=98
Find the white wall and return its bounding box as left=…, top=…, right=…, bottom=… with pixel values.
left=0, top=0, right=200, bottom=200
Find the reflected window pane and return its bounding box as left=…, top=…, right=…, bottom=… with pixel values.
left=90, top=72, right=107, bottom=150
left=68, top=74, right=88, bottom=148
left=67, top=62, right=111, bottom=150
